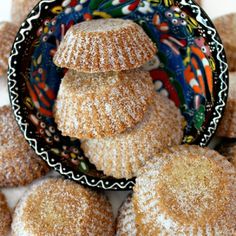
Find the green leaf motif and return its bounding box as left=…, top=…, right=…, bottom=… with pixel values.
left=193, top=105, right=205, bottom=130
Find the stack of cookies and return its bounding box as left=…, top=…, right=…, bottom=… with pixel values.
left=53, top=18, right=184, bottom=179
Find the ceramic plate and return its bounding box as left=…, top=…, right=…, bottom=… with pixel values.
left=8, top=0, right=228, bottom=190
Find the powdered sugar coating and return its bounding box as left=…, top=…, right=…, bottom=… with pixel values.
left=81, top=94, right=184, bottom=179
left=0, top=105, right=24, bottom=147
left=54, top=69, right=155, bottom=139
left=0, top=105, right=49, bottom=187
left=217, top=72, right=236, bottom=138
left=53, top=19, right=157, bottom=73
left=116, top=194, right=137, bottom=236
left=0, top=192, right=11, bottom=236
left=133, top=145, right=236, bottom=235
left=74, top=18, right=134, bottom=33
left=12, top=178, right=115, bottom=236
left=0, top=22, right=18, bottom=76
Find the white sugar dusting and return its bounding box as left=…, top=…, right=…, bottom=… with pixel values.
left=116, top=195, right=137, bottom=236
left=81, top=94, right=184, bottom=179
left=133, top=145, right=236, bottom=235
left=74, top=18, right=134, bottom=33
left=53, top=18, right=157, bottom=72
left=11, top=178, right=115, bottom=235
left=54, top=69, right=155, bottom=140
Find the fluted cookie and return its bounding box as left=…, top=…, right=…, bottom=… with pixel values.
left=0, top=105, right=49, bottom=187
left=11, top=0, right=40, bottom=26
left=0, top=22, right=18, bottom=76
left=54, top=69, right=155, bottom=139
left=213, top=14, right=236, bottom=71
left=12, top=178, right=115, bottom=236
left=81, top=94, right=184, bottom=179
left=133, top=145, right=236, bottom=235
left=53, top=18, right=157, bottom=73
left=0, top=192, right=11, bottom=236
left=116, top=194, right=137, bottom=236
left=217, top=72, right=236, bottom=138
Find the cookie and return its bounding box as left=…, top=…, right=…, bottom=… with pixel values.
left=116, top=194, right=137, bottom=236
left=0, top=105, right=49, bottom=187
left=12, top=178, right=115, bottom=236
left=53, top=18, right=157, bottom=73
left=213, top=14, right=236, bottom=72
left=11, top=0, right=40, bottom=26
left=0, top=22, right=18, bottom=76
left=133, top=145, right=236, bottom=235
left=217, top=72, right=236, bottom=138
left=54, top=69, right=155, bottom=139
left=0, top=192, right=11, bottom=236
left=81, top=94, right=184, bottom=179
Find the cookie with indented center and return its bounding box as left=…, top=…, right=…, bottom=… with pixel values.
left=133, top=145, right=236, bottom=235
left=12, top=178, right=115, bottom=236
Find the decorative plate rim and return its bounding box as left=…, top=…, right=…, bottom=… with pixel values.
left=8, top=0, right=228, bottom=190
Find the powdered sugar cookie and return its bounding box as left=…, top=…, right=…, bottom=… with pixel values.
left=54, top=69, right=155, bottom=139
left=133, top=145, right=236, bottom=235
left=53, top=18, right=157, bottom=72
left=82, top=94, right=184, bottom=179
left=12, top=178, right=115, bottom=236
left=0, top=105, right=49, bottom=187
left=116, top=194, right=137, bottom=236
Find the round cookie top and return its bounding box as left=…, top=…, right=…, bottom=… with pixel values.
left=133, top=145, right=236, bottom=235
left=0, top=192, right=11, bottom=236
left=74, top=18, right=135, bottom=33
left=12, top=178, right=114, bottom=236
